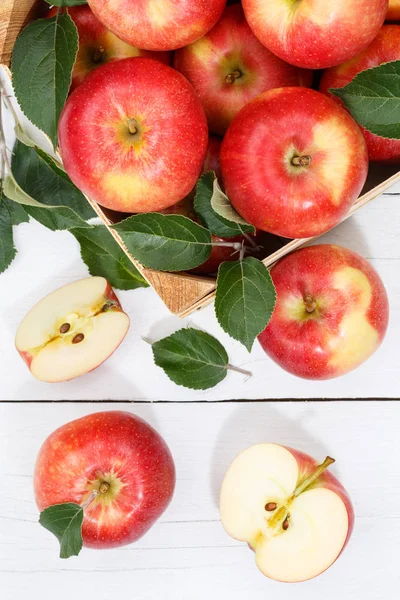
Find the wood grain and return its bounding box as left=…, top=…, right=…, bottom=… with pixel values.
left=1, top=402, right=399, bottom=599
left=0, top=0, right=42, bottom=67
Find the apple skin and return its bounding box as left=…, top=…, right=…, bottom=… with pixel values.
left=173, top=4, right=311, bottom=136
left=241, top=0, right=388, bottom=69
left=202, top=135, right=223, bottom=182
left=220, top=87, right=369, bottom=239
left=86, top=0, right=227, bottom=51
left=387, top=0, right=400, bottom=20
left=258, top=244, right=389, bottom=380
left=47, top=5, right=171, bottom=90
left=17, top=280, right=122, bottom=372
left=320, top=25, right=400, bottom=163
left=34, top=411, right=176, bottom=549
left=58, top=57, right=208, bottom=213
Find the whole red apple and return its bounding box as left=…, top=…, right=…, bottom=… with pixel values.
left=58, top=58, right=208, bottom=213
left=387, top=0, right=400, bottom=19
left=86, top=0, right=226, bottom=51
left=15, top=277, right=130, bottom=383
left=258, top=244, right=389, bottom=380
left=242, top=0, right=388, bottom=69
left=34, top=411, right=176, bottom=549
left=220, top=87, right=369, bottom=239
left=47, top=5, right=171, bottom=90
left=220, top=443, right=354, bottom=582
left=320, top=25, right=400, bottom=163
left=173, top=4, right=311, bottom=136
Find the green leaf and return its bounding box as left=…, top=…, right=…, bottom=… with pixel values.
left=330, top=60, right=400, bottom=139
left=215, top=257, right=276, bottom=352
left=113, top=213, right=212, bottom=271
left=2, top=195, right=29, bottom=226
left=72, top=225, right=149, bottom=290
left=11, top=12, right=78, bottom=147
left=6, top=140, right=93, bottom=231
left=152, top=328, right=230, bottom=390
left=39, top=502, right=84, bottom=559
left=45, top=0, right=87, bottom=6
left=0, top=197, right=18, bottom=273
left=194, top=172, right=255, bottom=237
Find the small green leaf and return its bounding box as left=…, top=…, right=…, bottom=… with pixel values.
left=152, top=328, right=230, bottom=390
left=113, top=213, right=212, bottom=271
left=215, top=257, right=276, bottom=352
left=194, top=171, right=255, bottom=237
left=7, top=140, right=93, bottom=231
left=330, top=60, right=400, bottom=139
left=45, top=0, right=87, bottom=6
left=11, top=12, right=78, bottom=147
left=2, top=195, right=29, bottom=226
left=72, top=225, right=149, bottom=290
left=39, top=502, right=84, bottom=559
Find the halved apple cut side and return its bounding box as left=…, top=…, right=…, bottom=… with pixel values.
left=220, top=443, right=353, bottom=583
left=15, top=277, right=130, bottom=383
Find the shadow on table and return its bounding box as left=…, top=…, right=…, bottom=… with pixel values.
left=209, top=403, right=337, bottom=507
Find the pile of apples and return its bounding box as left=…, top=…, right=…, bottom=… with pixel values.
left=16, top=0, right=392, bottom=383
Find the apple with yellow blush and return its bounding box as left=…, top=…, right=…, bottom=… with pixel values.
left=258, top=245, right=389, bottom=380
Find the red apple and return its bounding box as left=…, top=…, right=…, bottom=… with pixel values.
left=242, top=0, right=388, bottom=69
left=220, top=87, right=369, bottom=239
left=34, top=411, right=176, bottom=549
left=58, top=58, right=208, bottom=213
left=258, top=244, right=389, bottom=380
left=320, top=25, right=400, bottom=163
left=86, top=0, right=227, bottom=51
left=47, top=5, right=171, bottom=90
left=220, top=443, right=354, bottom=582
left=15, top=277, right=130, bottom=383
left=387, top=0, right=400, bottom=19
left=202, top=135, right=223, bottom=182
left=173, top=4, right=311, bottom=135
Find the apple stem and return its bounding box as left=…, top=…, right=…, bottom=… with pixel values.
left=304, top=295, right=317, bottom=313
left=212, top=241, right=243, bottom=251
left=81, top=490, right=99, bottom=510
left=243, top=233, right=261, bottom=251
left=127, top=118, right=138, bottom=135
left=226, top=363, right=253, bottom=378
left=293, top=456, right=335, bottom=498
left=291, top=155, right=312, bottom=167
left=93, top=46, right=105, bottom=63
left=225, top=70, right=242, bottom=84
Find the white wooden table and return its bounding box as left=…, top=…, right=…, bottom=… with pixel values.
left=1, top=102, right=400, bottom=596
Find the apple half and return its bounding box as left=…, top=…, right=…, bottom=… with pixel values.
left=15, top=277, right=130, bottom=383
left=220, top=443, right=354, bottom=583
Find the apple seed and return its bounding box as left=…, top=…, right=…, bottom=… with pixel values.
left=265, top=502, right=277, bottom=512
left=282, top=518, right=289, bottom=531
left=59, top=322, right=71, bottom=334
left=72, top=333, right=85, bottom=344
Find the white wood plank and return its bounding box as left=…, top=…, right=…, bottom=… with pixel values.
left=1, top=402, right=399, bottom=599
left=0, top=190, right=400, bottom=400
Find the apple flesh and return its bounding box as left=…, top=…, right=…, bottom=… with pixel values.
left=387, top=0, right=400, bottom=20
left=87, top=0, right=227, bottom=51
left=47, top=5, right=171, bottom=90
left=34, top=411, right=176, bottom=548
left=258, top=244, right=389, bottom=380
left=173, top=4, right=311, bottom=135
left=58, top=57, right=208, bottom=213
left=242, top=0, right=388, bottom=69
left=220, top=443, right=354, bottom=583
left=220, top=87, right=369, bottom=239
left=15, top=277, right=130, bottom=383
left=320, top=25, right=400, bottom=163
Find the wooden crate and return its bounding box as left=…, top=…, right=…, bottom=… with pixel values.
left=2, top=0, right=400, bottom=317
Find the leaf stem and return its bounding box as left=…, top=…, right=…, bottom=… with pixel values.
left=212, top=241, right=243, bottom=251
left=226, top=363, right=253, bottom=378
left=81, top=490, right=99, bottom=510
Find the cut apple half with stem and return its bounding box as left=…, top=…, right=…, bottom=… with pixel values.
left=15, top=277, right=130, bottom=383
left=220, top=443, right=354, bottom=583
